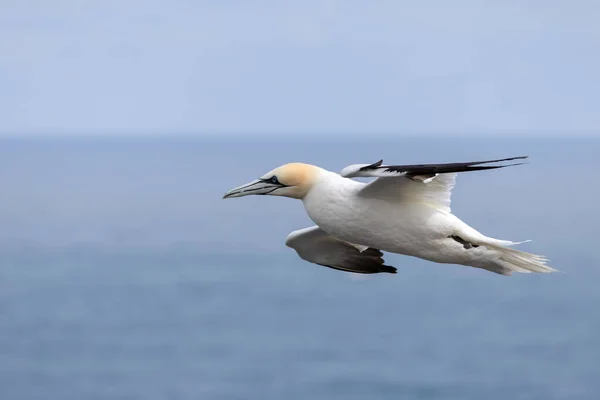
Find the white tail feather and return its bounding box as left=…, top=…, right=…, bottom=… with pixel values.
left=486, top=238, right=532, bottom=247
left=482, top=242, right=557, bottom=275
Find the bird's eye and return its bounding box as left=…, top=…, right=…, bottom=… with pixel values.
left=270, top=176, right=279, bottom=184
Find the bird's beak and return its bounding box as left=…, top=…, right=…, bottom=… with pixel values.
left=222, top=179, right=280, bottom=199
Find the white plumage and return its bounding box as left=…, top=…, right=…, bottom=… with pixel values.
left=223, top=156, right=556, bottom=276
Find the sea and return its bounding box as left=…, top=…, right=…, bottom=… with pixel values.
left=1, top=135, right=599, bottom=400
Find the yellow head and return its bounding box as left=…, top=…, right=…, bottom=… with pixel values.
left=222, top=163, right=321, bottom=200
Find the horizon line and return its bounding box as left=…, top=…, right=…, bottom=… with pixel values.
left=1, top=131, right=599, bottom=139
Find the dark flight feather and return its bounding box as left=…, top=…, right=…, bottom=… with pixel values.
left=359, top=156, right=528, bottom=176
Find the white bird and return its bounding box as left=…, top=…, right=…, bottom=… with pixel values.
left=222, top=156, right=556, bottom=276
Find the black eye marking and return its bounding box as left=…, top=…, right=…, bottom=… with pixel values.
left=259, top=176, right=286, bottom=186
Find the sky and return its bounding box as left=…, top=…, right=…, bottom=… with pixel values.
left=1, top=0, right=600, bottom=136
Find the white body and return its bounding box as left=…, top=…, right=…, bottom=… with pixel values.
left=304, top=171, right=468, bottom=263
left=299, top=170, right=551, bottom=275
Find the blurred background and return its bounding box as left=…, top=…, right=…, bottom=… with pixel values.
left=1, top=1, right=599, bottom=399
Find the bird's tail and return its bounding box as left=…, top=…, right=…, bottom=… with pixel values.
left=478, top=241, right=557, bottom=275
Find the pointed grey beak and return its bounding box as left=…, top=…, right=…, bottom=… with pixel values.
left=222, top=179, right=280, bottom=199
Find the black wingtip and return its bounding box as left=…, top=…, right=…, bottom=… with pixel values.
left=477, top=161, right=528, bottom=170
left=476, top=156, right=529, bottom=164
left=360, top=159, right=384, bottom=171
left=380, top=265, right=397, bottom=274
left=362, top=248, right=384, bottom=257
left=504, top=162, right=528, bottom=167
left=457, top=156, right=529, bottom=170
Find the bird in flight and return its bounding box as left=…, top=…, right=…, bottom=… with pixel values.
left=222, top=156, right=556, bottom=276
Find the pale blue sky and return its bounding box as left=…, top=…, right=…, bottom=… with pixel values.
left=2, top=1, right=599, bottom=136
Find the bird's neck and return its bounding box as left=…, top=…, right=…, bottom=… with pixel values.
left=302, top=170, right=363, bottom=205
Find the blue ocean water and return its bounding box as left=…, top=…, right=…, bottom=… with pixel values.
left=1, top=136, right=599, bottom=399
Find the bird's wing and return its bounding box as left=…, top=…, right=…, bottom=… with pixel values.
left=340, top=156, right=527, bottom=213
left=285, top=226, right=397, bottom=274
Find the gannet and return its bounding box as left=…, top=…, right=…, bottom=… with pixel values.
left=222, top=156, right=556, bottom=276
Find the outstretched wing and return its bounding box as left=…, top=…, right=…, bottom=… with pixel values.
left=341, top=156, right=527, bottom=181
left=285, top=226, right=396, bottom=274
left=340, top=156, right=527, bottom=213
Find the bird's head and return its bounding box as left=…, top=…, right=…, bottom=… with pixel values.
left=222, top=163, right=321, bottom=200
